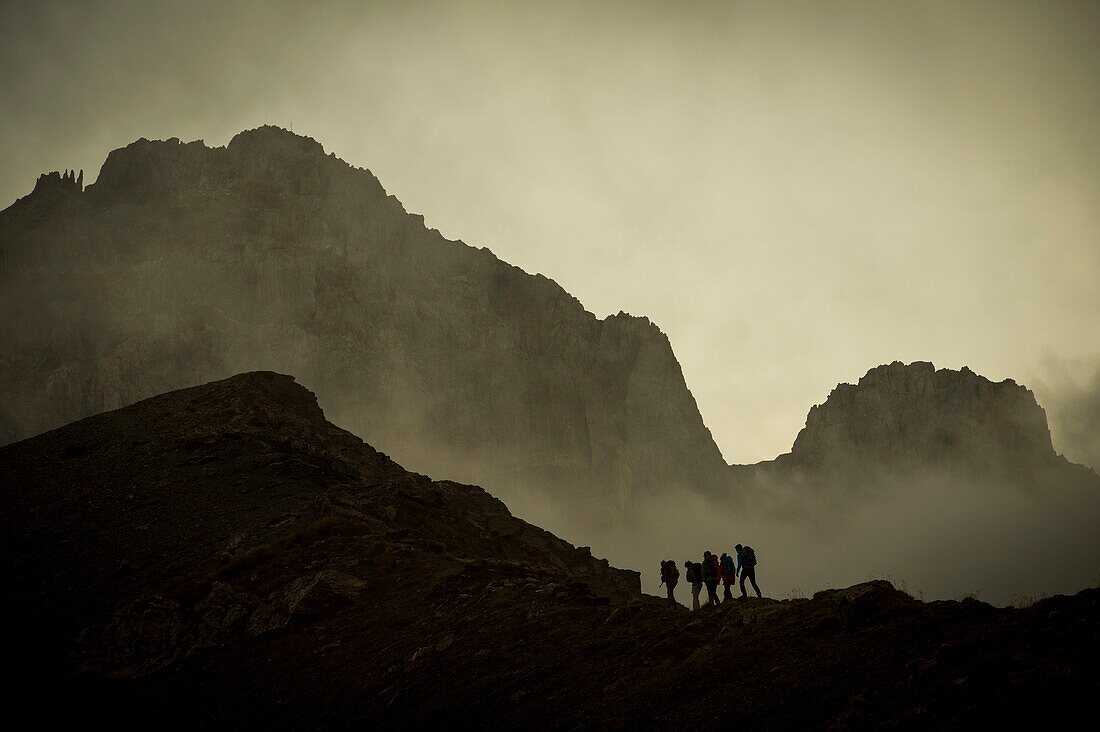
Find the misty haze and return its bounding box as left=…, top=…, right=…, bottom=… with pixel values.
left=2, top=1, right=1098, bottom=728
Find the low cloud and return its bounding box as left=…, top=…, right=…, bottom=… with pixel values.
left=496, top=465, right=1100, bottom=608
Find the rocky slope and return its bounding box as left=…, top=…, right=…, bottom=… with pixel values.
left=0, top=374, right=1096, bottom=728
left=0, top=126, right=724, bottom=518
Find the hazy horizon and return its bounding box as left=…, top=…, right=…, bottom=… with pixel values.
left=3, top=0, right=1098, bottom=467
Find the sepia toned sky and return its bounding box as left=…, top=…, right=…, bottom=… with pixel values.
left=2, top=0, right=1098, bottom=465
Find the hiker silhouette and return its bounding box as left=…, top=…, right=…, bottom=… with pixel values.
left=702, top=551, right=721, bottom=606
left=736, top=543, right=762, bottom=598
left=720, top=552, right=736, bottom=601
left=659, top=560, right=679, bottom=607
left=684, top=560, right=703, bottom=610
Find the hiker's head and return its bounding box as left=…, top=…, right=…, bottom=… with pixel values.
left=704, top=551, right=711, bottom=558
left=735, top=544, right=743, bottom=552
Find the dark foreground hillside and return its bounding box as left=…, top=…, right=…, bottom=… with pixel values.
left=1, top=373, right=1096, bottom=728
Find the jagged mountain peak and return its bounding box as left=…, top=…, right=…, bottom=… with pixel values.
left=79, top=127, right=389, bottom=206
left=786, top=360, right=1056, bottom=474
left=4, top=126, right=1084, bottom=533
left=0, top=126, right=726, bottom=522
left=852, top=360, right=1022, bottom=392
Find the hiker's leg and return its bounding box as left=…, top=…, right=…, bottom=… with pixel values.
left=739, top=573, right=747, bottom=598
left=723, top=580, right=733, bottom=601
left=747, top=569, right=761, bottom=598
left=692, top=584, right=701, bottom=611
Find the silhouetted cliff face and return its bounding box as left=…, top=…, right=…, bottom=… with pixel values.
left=0, top=126, right=724, bottom=513
left=775, top=361, right=1062, bottom=481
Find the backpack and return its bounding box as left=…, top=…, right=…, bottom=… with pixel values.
left=742, top=546, right=757, bottom=568
left=704, top=554, right=720, bottom=579
left=721, top=554, right=736, bottom=575
left=661, top=562, right=679, bottom=583
left=686, top=562, right=701, bottom=583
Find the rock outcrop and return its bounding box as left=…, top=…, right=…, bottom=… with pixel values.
left=1, top=374, right=1096, bottom=727
left=783, top=361, right=1058, bottom=475
left=0, top=127, right=725, bottom=520
left=29, top=168, right=83, bottom=197
left=727, top=361, right=1100, bottom=507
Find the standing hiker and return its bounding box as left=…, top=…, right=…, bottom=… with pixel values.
left=736, top=543, right=762, bottom=599
left=702, top=551, right=721, bottom=606
left=720, top=552, right=737, bottom=601
left=660, top=560, right=680, bottom=607
left=684, top=560, right=703, bottom=610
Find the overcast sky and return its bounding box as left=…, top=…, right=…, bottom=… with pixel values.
left=2, top=0, right=1098, bottom=464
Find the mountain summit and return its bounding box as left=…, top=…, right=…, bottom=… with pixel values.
left=0, top=126, right=725, bottom=524
left=785, top=361, right=1059, bottom=474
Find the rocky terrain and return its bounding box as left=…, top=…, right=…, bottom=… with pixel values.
left=0, top=126, right=724, bottom=522
left=0, top=374, right=1096, bottom=727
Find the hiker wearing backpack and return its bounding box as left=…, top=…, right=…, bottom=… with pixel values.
left=702, top=551, right=721, bottom=606
left=720, top=552, right=737, bottom=601
left=735, top=543, right=762, bottom=598
left=659, top=560, right=679, bottom=607
left=684, top=560, right=703, bottom=610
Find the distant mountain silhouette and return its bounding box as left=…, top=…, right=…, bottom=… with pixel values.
left=1, top=373, right=1095, bottom=727
left=734, top=361, right=1099, bottom=524
left=1, top=127, right=1095, bottom=532
left=760, top=360, right=1096, bottom=485
left=0, top=126, right=725, bottom=519
left=788, top=361, right=1056, bottom=470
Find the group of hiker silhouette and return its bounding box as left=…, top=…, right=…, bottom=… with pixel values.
left=659, top=544, right=762, bottom=610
